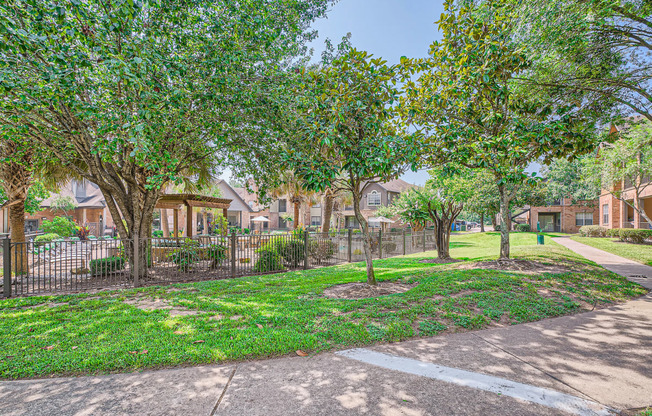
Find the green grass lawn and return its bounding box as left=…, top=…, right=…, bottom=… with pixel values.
left=571, top=236, right=652, bottom=266
left=0, top=232, right=646, bottom=379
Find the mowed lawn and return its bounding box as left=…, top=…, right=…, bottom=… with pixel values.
left=571, top=236, right=652, bottom=266
left=0, top=232, right=646, bottom=379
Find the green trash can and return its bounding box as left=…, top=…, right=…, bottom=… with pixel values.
left=537, top=234, right=544, bottom=245
left=461, top=224, right=467, bottom=232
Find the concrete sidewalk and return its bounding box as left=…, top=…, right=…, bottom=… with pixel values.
left=552, top=237, right=652, bottom=290
left=1, top=238, right=650, bottom=416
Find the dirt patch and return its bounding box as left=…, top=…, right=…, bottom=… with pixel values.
left=459, top=259, right=571, bottom=274
left=419, top=258, right=462, bottom=265
left=323, top=281, right=417, bottom=300
left=123, top=298, right=200, bottom=317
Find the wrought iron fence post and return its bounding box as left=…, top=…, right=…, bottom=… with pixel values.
left=303, top=231, right=309, bottom=270
left=3, top=238, right=11, bottom=298
left=347, top=229, right=352, bottom=263
left=378, top=229, right=383, bottom=259
left=403, top=229, right=406, bottom=256
left=133, top=233, right=140, bottom=287
left=230, top=231, right=237, bottom=278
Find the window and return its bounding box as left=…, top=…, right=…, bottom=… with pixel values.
left=602, top=204, right=609, bottom=225
left=345, top=216, right=360, bottom=229
left=575, top=212, right=593, bottom=226
left=278, top=199, right=287, bottom=213
left=367, top=190, right=381, bottom=206
left=311, top=216, right=321, bottom=226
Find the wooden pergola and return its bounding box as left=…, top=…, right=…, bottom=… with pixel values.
left=155, top=194, right=232, bottom=237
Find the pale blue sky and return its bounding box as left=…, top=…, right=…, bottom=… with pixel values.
left=309, top=0, right=446, bottom=185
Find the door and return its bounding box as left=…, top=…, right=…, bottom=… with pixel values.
left=538, top=214, right=556, bottom=232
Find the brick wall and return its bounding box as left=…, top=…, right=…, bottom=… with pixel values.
left=529, top=199, right=599, bottom=234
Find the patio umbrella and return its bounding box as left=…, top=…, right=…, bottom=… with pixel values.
left=369, top=216, right=395, bottom=232
left=251, top=216, right=270, bottom=233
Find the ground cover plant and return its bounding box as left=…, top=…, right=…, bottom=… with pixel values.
left=572, top=236, right=652, bottom=266
left=0, top=233, right=646, bottom=379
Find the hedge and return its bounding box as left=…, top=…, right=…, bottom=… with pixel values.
left=578, top=225, right=607, bottom=237
left=34, top=233, right=60, bottom=247
left=516, top=224, right=531, bottom=232
left=618, top=229, right=652, bottom=244
left=89, top=257, right=125, bottom=276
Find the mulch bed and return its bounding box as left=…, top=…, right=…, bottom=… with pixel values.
left=323, top=281, right=417, bottom=300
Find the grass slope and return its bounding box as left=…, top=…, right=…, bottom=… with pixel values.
left=0, top=233, right=646, bottom=379
left=571, top=236, right=652, bottom=266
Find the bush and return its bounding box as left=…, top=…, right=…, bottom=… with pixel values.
left=253, top=247, right=284, bottom=273
left=89, top=257, right=125, bottom=276
left=578, top=225, right=607, bottom=237
left=41, top=216, right=77, bottom=237
left=268, top=238, right=306, bottom=267
left=606, top=228, right=621, bottom=238
left=34, top=233, right=60, bottom=247
left=308, top=240, right=337, bottom=264
left=243, top=228, right=250, bottom=235
left=516, top=224, right=531, bottom=232
left=204, top=243, right=228, bottom=268
left=152, top=230, right=164, bottom=238
left=618, top=229, right=652, bottom=244
left=168, top=239, right=200, bottom=272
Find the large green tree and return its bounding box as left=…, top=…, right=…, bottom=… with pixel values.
left=0, top=0, right=331, bottom=278
left=402, top=0, right=595, bottom=258
left=512, top=0, right=652, bottom=122
left=287, top=48, right=418, bottom=285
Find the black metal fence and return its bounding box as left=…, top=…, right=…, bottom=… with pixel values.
left=1, top=229, right=437, bottom=298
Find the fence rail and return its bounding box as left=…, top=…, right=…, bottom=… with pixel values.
left=1, top=229, right=437, bottom=298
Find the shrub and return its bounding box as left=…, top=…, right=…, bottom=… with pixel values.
left=606, top=228, right=621, bottom=238
left=308, top=240, right=337, bottom=264
left=89, top=257, right=125, bottom=276
left=494, top=225, right=501, bottom=232
left=618, top=229, right=652, bottom=244
left=204, top=243, right=228, bottom=268
left=578, top=225, right=607, bottom=237
left=168, top=239, right=200, bottom=272
left=152, top=230, right=164, bottom=238
left=243, top=228, right=250, bottom=235
left=516, top=224, right=531, bottom=232
left=270, top=238, right=306, bottom=267
left=253, top=247, right=284, bottom=273
left=41, top=216, right=77, bottom=237
left=34, top=233, right=60, bottom=247
left=381, top=241, right=398, bottom=254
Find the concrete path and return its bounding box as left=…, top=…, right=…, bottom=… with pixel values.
left=552, top=237, right=652, bottom=290
left=2, top=239, right=650, bottom=416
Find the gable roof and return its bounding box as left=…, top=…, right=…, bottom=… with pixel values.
left=216, top=180, right=253, bottom=213
left=40, top=180, right=106, bottom=209
left=378, top=178, right=416, bottom=193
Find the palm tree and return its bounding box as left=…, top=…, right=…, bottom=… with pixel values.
left=271, top=171, right=313, bottom=229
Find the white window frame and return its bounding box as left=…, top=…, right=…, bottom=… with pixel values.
left=602, top=204, right=609, bottom=225
left=367, top=190, right=381, bottom=206
left=575, top=212, right=593, bottom=226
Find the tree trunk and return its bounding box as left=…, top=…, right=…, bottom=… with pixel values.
left=293, top=201, right=300, bottom=229
left=480, top=212, right=485, bottom=232
left=353, top=190, right=376, bottom=286
left=322, top=193, right=334, bottom=233
left=9, top=200, right=29, bottom=275
left=161, top=208, right=170, bottom=237
left=497, top=184, right=511, bottom=259
left=490, top=213, right=497, bottom=230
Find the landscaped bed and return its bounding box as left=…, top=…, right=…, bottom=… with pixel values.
left=0, top=233, right=646, bottom=379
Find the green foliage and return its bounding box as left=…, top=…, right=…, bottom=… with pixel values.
left=268, top=238, right=306, bottom=268
left=253, top=247, right=284, bottom=273
left=0, top=179, right=49, bottom=215
left=617, top=229, right=652, bottom=244
left=204, top=244, right=228, bottom=265
left=89, top=257, right=125, bottom=276
left=212, top=213, right=229, bottom=236
left=418, top=320, right=448, bottom=336
left=50, top=195, right=77, bottom=216
left=516, top=224, right=531, bottom=232
left=168, top=240, right=201, bottom=272
left=41, top=216, right=76, bottom=237
left=578, top=225, right=607, bottom=238
left=34, top=233, right=60, bottom=247
left=308, top=240, right=337, bottom=264
left=152, top=230, right=164, bottom=238
left=542, top=157, right=600, bottom=204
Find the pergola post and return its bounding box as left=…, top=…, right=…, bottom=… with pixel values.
left=186, top=204, right=193, bottom=238
left=173, top=209, right=179, bottom=238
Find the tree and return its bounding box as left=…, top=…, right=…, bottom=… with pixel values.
left=271, top=171, right=314, bottom=229
left=0, top=0, right=331, bottom=279
left=541, top=156, right=600, bottom=204
left=512, top=0, right=652, bottom=122
left=587, top=120, right=652, bottom=227
left=402, top=0, right=596, bottom=259
left=287, top=48, right=418, bottom=285
left=50, top=195, right=77, bottom=217
left=376, top=190, right=429, bottom=232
